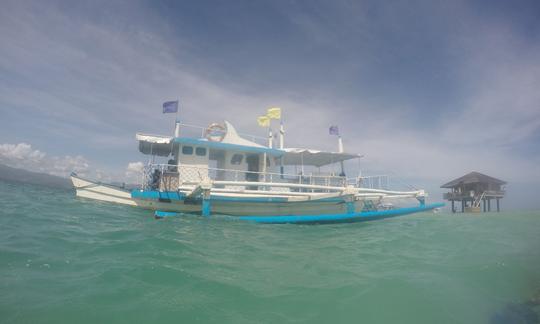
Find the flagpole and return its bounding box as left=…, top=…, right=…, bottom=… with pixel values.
left=279, top=118, right=284, bottom=149
left=279, top=118, right=285, bottom=178
left=176, top=98, right=180, bottom=122
left=267, top=125, right=273, bottom=148
left=174, top=99, right=180, bottom=137
left=337, top=130, right=345, bottom=176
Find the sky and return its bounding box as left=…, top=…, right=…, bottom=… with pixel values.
left=1, top=0, right=539, bottom=209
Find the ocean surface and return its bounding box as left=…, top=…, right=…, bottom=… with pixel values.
left=1, top=180, right=539, bottom=324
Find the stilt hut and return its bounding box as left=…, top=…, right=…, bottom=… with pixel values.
left=441, top=172, right=506, bottom=213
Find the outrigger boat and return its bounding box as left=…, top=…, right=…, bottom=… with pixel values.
left=71, top=113, right=443, bottom=224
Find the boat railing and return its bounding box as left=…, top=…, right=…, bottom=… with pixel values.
left=139, top=164, right=425, bottom=200
left=141, top=163, right=348, bottom=191
left=350, top=175, right=390, bottom=190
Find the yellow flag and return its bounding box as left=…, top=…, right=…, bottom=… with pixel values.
left=267, top=107, right=281, bottom=119
left=257, top=115, right=270, bottom=127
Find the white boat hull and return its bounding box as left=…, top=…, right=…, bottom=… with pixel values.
left=71, top=175, right=364, bottom=216
left=71, top=175, right=136, bottom=206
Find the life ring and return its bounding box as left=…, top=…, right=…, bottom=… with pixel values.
left=204, top=123, right=226, bottom=142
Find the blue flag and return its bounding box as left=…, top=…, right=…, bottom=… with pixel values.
left=162, top=100, right=179, bottom=113
left=329, top=125, right=339, bottom=136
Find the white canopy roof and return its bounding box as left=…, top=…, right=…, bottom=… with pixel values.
left=135, top=122, right=271, bottom=157
left=136, top=134, right=172, bottom=144
left=282, top=148, right=362, bottom=167
left=135, top=123, right=362, bottom=164
left=136, top=133, right=174, bottom=156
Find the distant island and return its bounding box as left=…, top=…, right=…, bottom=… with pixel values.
left=0, top=163, right=72, bottom=189
left=0, top=164, right=139, bottom=190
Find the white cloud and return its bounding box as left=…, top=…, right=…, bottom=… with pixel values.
left=49, top=155, right=89, bottom=177
left=0, top=143, right=90, bottom=178
left=127, top=161, right=144, bottom=173
left=0, top=143, right=45, bottom=162
left=354, top=132, right=540, bottom=183
left=125, top=161, right=144, bottom=183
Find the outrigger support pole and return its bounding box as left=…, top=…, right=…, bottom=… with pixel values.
left=201, top=183, right=212, bottom=217
left=346, top=196, right=356, bottom=214
left=187, top=181, right=213, bottom=217
left=202, top=196, right=211, bottom=217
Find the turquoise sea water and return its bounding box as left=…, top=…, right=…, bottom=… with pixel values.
left=1, top=180, right=539, bottom=323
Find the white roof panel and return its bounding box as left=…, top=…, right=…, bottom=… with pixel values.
left=282, top=148, right=361, bottom=167
left=136, top=133, right=174, bottom=156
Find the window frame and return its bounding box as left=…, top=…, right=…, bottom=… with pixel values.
left=230, top=153, right=243, bottom=165
left=195, top=147, right=207, bottom=156
left=182, top=145, right=194, bottom=155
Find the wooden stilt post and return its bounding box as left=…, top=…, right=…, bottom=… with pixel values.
left=451, top=200, right=455, bottom=213
left=488, top=199, right=491, bottom=212
left=461, top=199, right=465, bottom=213
left=483, top=199, right=486, bottom=212
left=496, top=198, right=500, bottom=212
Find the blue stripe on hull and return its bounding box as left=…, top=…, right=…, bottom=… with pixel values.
left=154, top=211, right=181, bottom=217
left=131, top=190, right=186, bottom=200
left=238, top=203, right=445, bottom=224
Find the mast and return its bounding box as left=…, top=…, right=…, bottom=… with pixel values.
left=338, top=135, right=345, bottom=176
left=279, top=121, right=285, bottom=149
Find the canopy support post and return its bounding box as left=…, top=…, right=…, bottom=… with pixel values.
left=346, top=197, right=355, bottom=214
left=262, top=152, right=267, bottom=182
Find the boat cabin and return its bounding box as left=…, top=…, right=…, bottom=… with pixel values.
left=136, top=121, right=361, bottom=191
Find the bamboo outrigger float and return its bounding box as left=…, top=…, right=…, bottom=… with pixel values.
left=71, top=109, right=443, bottom=224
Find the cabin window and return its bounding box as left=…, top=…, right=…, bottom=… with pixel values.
left=195, top=147, right=207, bottom=156
left=182, top=146, right=193, bottom=155
left=230, top=154, right=243, bottom=165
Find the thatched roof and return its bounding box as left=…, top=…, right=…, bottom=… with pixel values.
left=441, top=171, right=506, bottom=188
